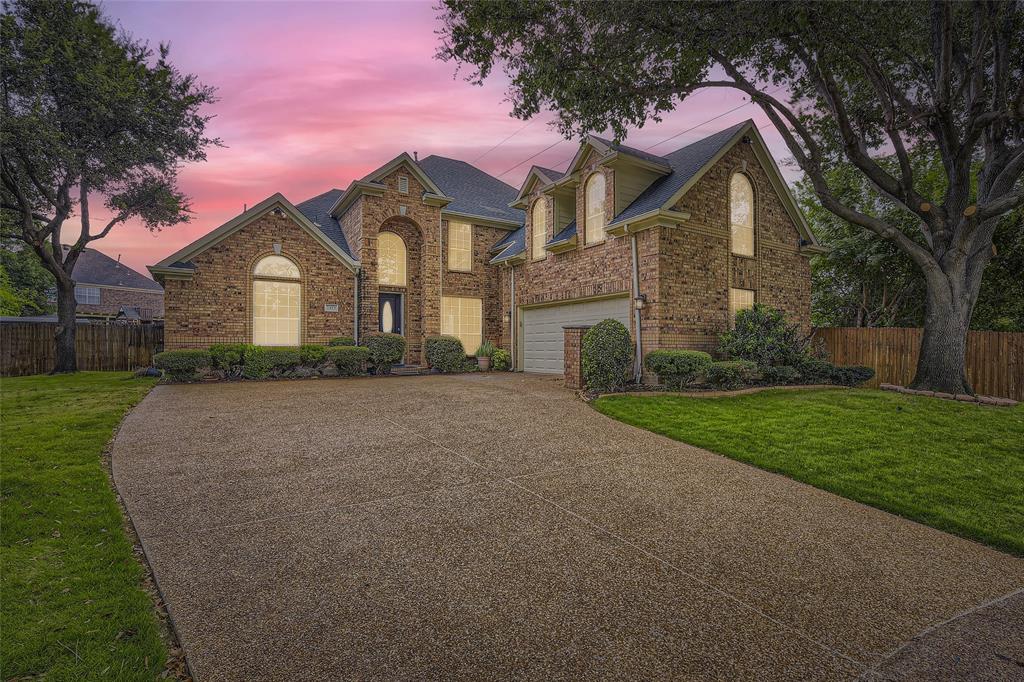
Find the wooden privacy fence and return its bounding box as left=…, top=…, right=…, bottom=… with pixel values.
left=1, top=322, right=163, bottom=377
left=813, top=327, right=1023, bottom=401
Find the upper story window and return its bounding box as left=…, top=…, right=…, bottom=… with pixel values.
left=585, top=172, right=606, bottom=244
left=252, top=255, right=301, bottom=346
left=531, top=199, right=547, bottom=260
left=398, top=175, right=409, bottom=194
left=378, top=231, right=407, bottom=286
left=448, top=221, right=472, bottom=272
left=730, top=173, right=755, bottom=257
left=74, top=285, right=100, bottom=304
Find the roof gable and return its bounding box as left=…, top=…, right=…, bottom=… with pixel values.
left=511, top=165, right=563, bottom=209
left=364, top=153, right=446, bottom=197
left=295, top=189, right=353, bottom=258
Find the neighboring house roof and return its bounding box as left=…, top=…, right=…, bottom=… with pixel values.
left=417, top=155, right=524, bottom=226
left=295, top=189, right=353, bottom=258
left=66, top=247, right=163, bottom=291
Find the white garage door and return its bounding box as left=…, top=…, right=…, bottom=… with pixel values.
left=522, top=296, right=630, bottom=374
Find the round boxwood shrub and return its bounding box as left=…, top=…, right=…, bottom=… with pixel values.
left=300, top=344, right=328, bottom=365
left=328, top=336, right=355, bottom=347
left=643, top=349, right=712, bottom=390
left=326, top=345, right=370, bottom=376
left=154, top=349, right=212, bottom=381
left=491, top=348, right=511, bottom=371
left=581, top=319, right=633, bottom=393
left=425, top=335, right=467, bottom=373
left=364, top=333, right=405, bottom=374
left=831, top=364, right=875, bottom=387
left=762, top=364, right=801, bottom=385
left=705, top=360, right=759, bottom=390
left=797, top=357, right=836, bottom=384
left=208, top=343, right=245, bottom=371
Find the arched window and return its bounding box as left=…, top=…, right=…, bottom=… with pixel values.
left=585, top=172, right=606, bottom=244
left=378, top=232, right=407, bottom=286
left=252, top=255, right=301, bottom=346
left=730, top=173, right=754, bottom=257
left=531, top=199, right=547, bottom=260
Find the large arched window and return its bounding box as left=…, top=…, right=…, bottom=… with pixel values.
left=378, top=232, right=407, bottom=286
left=253, top=255, right=301, bottom=346
left=531, top=199, right=547, bottom=260
left=730, top=173, right=755, bottom=257
left=585, top=172, right=606, bottom=244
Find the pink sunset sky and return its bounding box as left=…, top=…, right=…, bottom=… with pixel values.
left=97, top=0, right=796, bottom=278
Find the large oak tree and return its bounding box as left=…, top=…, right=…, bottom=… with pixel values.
left=438, top=0, right=1023, bottom=394
left=1, top=0, right=217, bottom=372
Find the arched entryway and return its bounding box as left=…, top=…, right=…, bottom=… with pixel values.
left=371, top=217, right=425, bottom=363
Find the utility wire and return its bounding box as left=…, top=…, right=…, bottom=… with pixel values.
left=471, top=118, right=535, bottom=163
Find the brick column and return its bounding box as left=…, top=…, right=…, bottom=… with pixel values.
left=563, top=325, right=591, bottom=389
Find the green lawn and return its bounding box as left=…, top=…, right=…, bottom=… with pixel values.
left=594, top=388, right=1024, bottom=556
left=1, top=372, right=165, bottom=680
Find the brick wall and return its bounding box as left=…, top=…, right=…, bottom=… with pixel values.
left=562, top=325, right=589, bottom=389
left=163, top=210, right=356, bottom=349
left=77, top=286, right=165, bottom=319
left=441, top=220, right=508, bottom=347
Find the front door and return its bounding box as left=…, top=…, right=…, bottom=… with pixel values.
left=379, top=293, right=403, bottom=335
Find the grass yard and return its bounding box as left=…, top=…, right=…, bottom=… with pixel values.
left=1, top=372, right=164, bottom=680
left=594, top=388, right=1024, bottom=556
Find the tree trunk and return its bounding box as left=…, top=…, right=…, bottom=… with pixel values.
left=909, top=274, right=972, bottom=394
left=53, top=279, right=78, bottom=374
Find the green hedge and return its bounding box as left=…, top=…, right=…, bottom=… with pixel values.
left=705, top=360, right=759, bottom=390
left=300, top=344, right=328, bottom=365
left=242, top=346, right=300, bottom=379
left=643, top=349, right=712, bottom=390
left=831, top=365, right=875, bottom=387
left=328, top=336, right=355, bottom=347
left=208, top=343, right=245, bottom=371
left=582, top=319, right=633, bottom=392
left=797, top=357, right=836, bottom=384
left=425, top=335, right=467, bottom=373
left=154, top=350, right=211, bottom=381
left=492, top=348, right=511, bottom=371
left=718, top=304, right=809, bottom=368
left=762, top=364, right=801, bottom=385
left=326, top=346, right=370, bottom=376
left=364, top=333, right=405, bottom=374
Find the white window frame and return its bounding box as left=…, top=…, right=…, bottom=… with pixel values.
left=252, top=255, right=302, bottom=346
left=74, top=285, right=101, bottom=305
left=447, top=221, right=473, bottom=272
left=531, top=199, right=547, bottom=260
left=730, top=173, right=755, bottom=258
left=378, top=231, right=407, bottom=286
left=585, top=172, right=606, bottom=244
left=441, top=296, right=482, bottom=355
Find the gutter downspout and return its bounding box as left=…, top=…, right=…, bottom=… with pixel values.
left=510, top=266, right=516, bottom=371
left=630, top=231, right=643, bottom=384
left=353, top=267, right=361, bottom=345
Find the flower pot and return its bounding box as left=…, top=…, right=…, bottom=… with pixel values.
left=477, top=355, right=491, bottom=371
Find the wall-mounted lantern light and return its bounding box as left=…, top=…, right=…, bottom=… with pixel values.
left=633, top=294, right=647, bottom=310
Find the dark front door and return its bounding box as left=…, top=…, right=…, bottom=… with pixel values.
left=379, top=293, right=402, bottom=335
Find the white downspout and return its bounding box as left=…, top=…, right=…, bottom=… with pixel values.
left=630, top=231, right=643, bottom=384
left=353, top=267, right=360, bottom=345
left=510, top=266, right=516, bottom=371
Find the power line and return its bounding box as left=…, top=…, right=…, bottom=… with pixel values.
left=495, top=138, right=570, bottom=179
left=642, top=86, right=784, bottom=152
left=471, top=118, right=535, bottom=163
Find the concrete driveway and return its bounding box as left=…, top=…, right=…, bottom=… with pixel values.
left=112, top=374, right=1023, bottom=680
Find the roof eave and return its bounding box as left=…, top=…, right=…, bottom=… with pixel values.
left=423, top=193, right=454, bottom=208
left=329, top=181, right=385, bottom=218
left=442, top=209, right=521, bottom=230
left=606, top=209, right=691, bottom=238
left=545, top=235, right=578, bottom=254
left=600, top=150, right=671, bottom=175
left=148, top=265, right=195, bottom=283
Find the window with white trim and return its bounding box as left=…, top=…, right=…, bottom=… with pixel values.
left=730, top=173, right=755, bottom=257
left=378, top=232, right=407, bottom=286
left=448, top=221, right=472, bottom=272
left=74, top=286, right=100, bottom=304
left=531, top=199, right=547, bottom=260
left=585, top=172, right=606, bottom=243
left=253, top=255, right=301, bottom=346
left=729, top=287, right=755, bottom=327
left=442, top=296, right=482, bottom=355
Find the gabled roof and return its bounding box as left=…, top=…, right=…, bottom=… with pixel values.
left=511, top=165, right=570, bottom=209
left=417, top=155, right=523, bottom=226
left=66, top=247, right=163, bottom=291
left=565, top=134, right=671, bottom=175
left=149, top=193, right=359, bottom=280
left=588, top=135, right=673, bottom=170
left=488, top=226, right=526, bottom=264
left=534, top=166, right=564, bottom=184
left=546, top=220, right=577, bottom=247
left=295, top=189, right=353, bottom=258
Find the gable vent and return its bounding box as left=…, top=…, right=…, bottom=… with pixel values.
left=398, top=175, right=409, bottom=194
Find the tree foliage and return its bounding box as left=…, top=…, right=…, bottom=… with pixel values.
left=0, top=237, right=54, bottom=315
left=438, top=0, right=1024, bottom=394
left=0, top=0, right=218, bottom=370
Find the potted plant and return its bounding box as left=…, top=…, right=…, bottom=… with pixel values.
left=475, top=340, right=495, bottom=371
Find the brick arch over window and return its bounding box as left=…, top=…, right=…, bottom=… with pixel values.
left=251, top=253, right=302, bottom=346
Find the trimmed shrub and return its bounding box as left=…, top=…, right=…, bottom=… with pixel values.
left=831, top=365, right=875, bottom=387
left=326, top=346, right=370, bottom=376
left=705, top=360, right=759, bottom=390
left=364, top=333, right=405, bottom=374
left=154, top=349, right=212, bottom=381
left=241, top=346, right=300, bottom=379
left=763, top=364, right=801, bottom=385
left=718, top=304, right=809, bottom=368
left=425, top=335, right=467, bottom=373
left=475, top=340, right=496, bottom=358
left=328, top=336, right=355, bottom=347
left=208, top=343, right=245, bottom=371
left=643, top=349, right=712, bottom=390
left=582, top=319, right=633, bottom=393
left=797, top=357, right=836, bottom=384
left=492, top=348, right=511, bottom=371
left=300, top=344, right=328, bottom=365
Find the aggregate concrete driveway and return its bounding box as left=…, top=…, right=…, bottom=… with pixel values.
left=112, top=374, right=1024, bottom=681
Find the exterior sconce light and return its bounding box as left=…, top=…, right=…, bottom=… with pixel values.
left=503, top=312, right=511, bottom=324
left=633, top=294, right=647, bottom=310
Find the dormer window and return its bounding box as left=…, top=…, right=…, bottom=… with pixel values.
left=531, top=199, right=547, bottom=260
left=585, top=172, right=606, bottom=243
left=730, top=173, right=754, bottom=257
left=398, top=175, right=409, bottom=194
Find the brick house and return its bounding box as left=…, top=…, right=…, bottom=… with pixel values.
left=149, top=120, right=823, bottom=380
left=64, top=246, right=164, bottom=321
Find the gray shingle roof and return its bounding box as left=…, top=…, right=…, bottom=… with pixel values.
left=546, top=220, right=577, bottom=246
left=534, top=166, right=564, bottom=184
left=589, top=135, right=671, bottom=168
left=295, top=189, right=354, bottom=258
left=417, top=155, right=524, bottom=225
left=68, top=247, right=163, bottom=290
left=488, top=226, right=525, bottom=264
left=612, top=121, right=748, bottom=223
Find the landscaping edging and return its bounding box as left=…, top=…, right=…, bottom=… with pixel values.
left=879, top=383, right=1019, bottom=407
left=586, top=384, right=841, bottom=402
